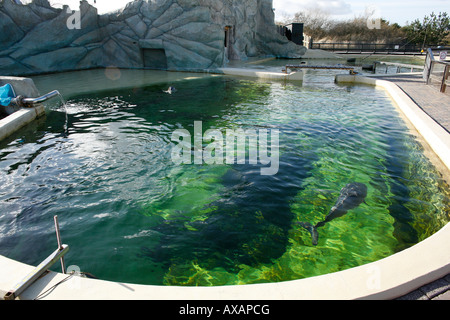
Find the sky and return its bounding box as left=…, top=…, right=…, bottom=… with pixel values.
left=21, top=0, right=450, bottom=26
left=272, top=0, right=450, bottom=25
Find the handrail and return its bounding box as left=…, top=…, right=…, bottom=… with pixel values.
left=3, top=215, right=69, bottom=300
left=3, top=245, right=69, bottom=300
left=423, top=48, right=435, bottom=83
left=286, top=64, right=355, bottom=70
left=311, top=42, right=450, bottom=54
left=285, top=64, right=357, bottom=75
left=423, top=48, right=450, bottom=93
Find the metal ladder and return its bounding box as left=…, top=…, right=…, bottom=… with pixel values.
left=3, top=216, right=69, bottom=300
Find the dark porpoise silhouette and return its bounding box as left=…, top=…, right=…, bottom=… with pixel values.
left=298, top=183, right=368, bottom=246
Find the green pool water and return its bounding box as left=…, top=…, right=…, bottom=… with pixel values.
left=0, top=71, right=448, bottom=286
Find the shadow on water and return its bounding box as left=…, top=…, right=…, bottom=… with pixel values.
left=139, top=119, right=367, bottom=281
left=2, top=74, right=447, bottom=286
left=370, top=118, right=419, bottom=251
left=141, top=150, right=316, bottom=275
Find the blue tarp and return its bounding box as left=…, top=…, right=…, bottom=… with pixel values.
left=0, top=84, right=16, bottom=107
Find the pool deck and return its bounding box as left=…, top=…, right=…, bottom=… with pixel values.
left=397, top=274, right=450, bottom=300
left=372, top=73, right=450, bottom=133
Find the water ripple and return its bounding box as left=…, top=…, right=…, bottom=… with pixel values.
left=0, top=75, right=448, bottom=286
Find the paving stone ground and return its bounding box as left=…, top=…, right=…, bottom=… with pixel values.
left=396, top=274, right=450, bottom=300
left=376, top=73, right=450, bottom=133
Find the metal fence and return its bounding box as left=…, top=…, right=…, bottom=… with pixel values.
left=310, top=42, right=450, bottom=54
left=423, top=48, right=450, bottom=93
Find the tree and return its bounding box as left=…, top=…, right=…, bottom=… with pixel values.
left=405, top=12, right=450, bottom=47
left=280, top=7, right=407, bottom=43
left=283, top=7, right=333, bottom=40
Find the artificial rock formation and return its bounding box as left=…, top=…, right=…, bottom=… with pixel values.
left=0, top=0, right=306, bottom=76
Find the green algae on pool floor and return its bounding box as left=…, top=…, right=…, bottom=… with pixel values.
left=0, top=74, right=448, bottom=286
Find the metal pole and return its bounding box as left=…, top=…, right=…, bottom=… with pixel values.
left=3, top=245, right=69, bottom=300
left=54, top=216, right=66, bottom=274
left=441, top=65, right=449, bottom=93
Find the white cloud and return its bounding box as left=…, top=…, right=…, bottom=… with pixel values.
left=273, top=0, right=352, bottom=19
left=313, top=0, right=352, bottom=15
left=21, top=0, right=128, bottom=13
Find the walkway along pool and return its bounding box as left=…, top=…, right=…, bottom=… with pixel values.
left=0, top=69, right=449, bottom=297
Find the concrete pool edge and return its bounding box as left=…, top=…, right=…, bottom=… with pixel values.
left=0, top=106, right=45, bottom=142
left=1, top=223, right=448, bottom=300
left=0, top=73, right=449, bottom=300
left=0, top=77, right=46, bottom=142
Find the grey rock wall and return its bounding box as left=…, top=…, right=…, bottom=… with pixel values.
left=0, top=0, right=306, bottom=76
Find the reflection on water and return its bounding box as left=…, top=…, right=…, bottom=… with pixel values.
left=0, top=72, right=448, bottom=286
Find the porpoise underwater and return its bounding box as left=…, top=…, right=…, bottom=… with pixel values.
left=298, top=182, right=368, bottom=246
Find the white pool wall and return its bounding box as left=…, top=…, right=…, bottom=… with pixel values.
left=0, top=77, right=45, bottom=141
